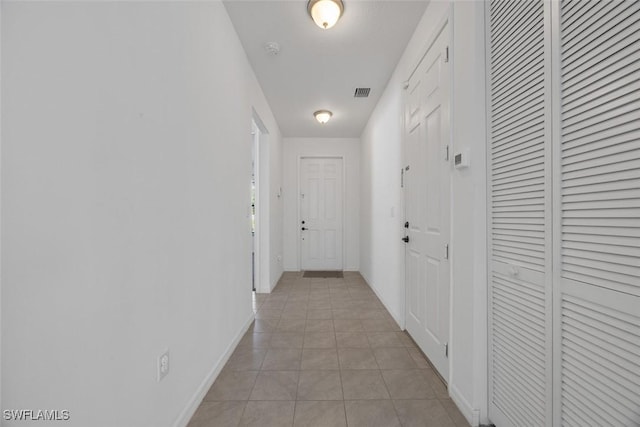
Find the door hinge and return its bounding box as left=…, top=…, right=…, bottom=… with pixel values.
left=444, top=243, right=449, bottom=260
left=445, top=342, right=449, bottom=358
left=444, top=46, right=449, bottom=63
left=445, top=145, right=449, bottom=161
left=401, top=168, right=404, bottom=188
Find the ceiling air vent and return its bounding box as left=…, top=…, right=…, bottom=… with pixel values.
left=354, top=87, right=371, bottom=98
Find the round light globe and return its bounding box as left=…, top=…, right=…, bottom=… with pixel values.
left=308, top=0, right=344, bottom=29
left=314, top=110, right=333, bottom=124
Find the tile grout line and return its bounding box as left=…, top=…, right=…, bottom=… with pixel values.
left=337, top=352, right=348, bottom=426
left=198, top=273, right=466, bottom=426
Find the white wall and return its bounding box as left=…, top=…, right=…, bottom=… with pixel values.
left=359, top=65, right=406, bottom=326
left=359, top=2, right=488, bottom=425
left=283, top=138, right=360, bottom=272
left=449, top=3, right=488, bottom=426
left=0, top=3, right=3, bottom=412
left=1, top=2, right=282, bottom=426
left=268, top=129, right=284, bottom=289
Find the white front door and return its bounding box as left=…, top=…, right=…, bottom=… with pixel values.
left=300, top=157, right=343, bottom=271
left=404, top=24, right=451, bottom=380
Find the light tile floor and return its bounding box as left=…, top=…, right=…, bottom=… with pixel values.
left=188, top=272, right=470, bottom=427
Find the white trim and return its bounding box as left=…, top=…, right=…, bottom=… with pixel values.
left=284, top=268, right=358, bottom=273
left=341, top=156, right=346, bottom=272
left=296, top=155, right=301, bottom=270
left=363, top=273, right=404, bottom=330
left=450, top=383, right=478, bottom=427
left=259, top=132, right=271, bottom=293
left=0, top=4, right=3, bottom=410
left=483, top=2, right=494, bottom=424
left=251, top=119, right=261, bottom=294
left=468, top=2, right=489, bottom=424
left=251, top=109, right=271, bottom=294
left=443, top=4, right=454, bottom=391
left=406, top=11, right=450, bottom=82
left=173, top=313, right=255, bottom=427
left=251, top=107, right=268, bottom=135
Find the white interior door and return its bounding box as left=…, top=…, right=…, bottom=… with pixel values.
left=488, top=2, right=640, bottom=426
left=488, top=1, right=553, bottom=425
left=300, top=157, right=343, bottom=271
left=554, top=1, right=640, bottom=425
left=403, top=24, right=451, bottom=381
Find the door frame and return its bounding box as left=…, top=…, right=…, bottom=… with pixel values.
left=297, top=156, right=346, bottom=271
left=252, top=110, right=270, bottom=293
left=401, top=10, right=453, bottom=380
left=251, top=119, right=260, bottom=292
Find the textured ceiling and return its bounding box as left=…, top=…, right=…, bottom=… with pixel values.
left=224, top=1, right=429, bottom=137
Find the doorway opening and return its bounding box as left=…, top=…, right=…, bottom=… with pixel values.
left=251, top=110, right=270, bottom=296
left=251, top=119, right=259, bottom=292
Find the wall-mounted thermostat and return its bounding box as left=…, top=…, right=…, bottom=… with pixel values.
left=454, top=149, right=469, bottom=169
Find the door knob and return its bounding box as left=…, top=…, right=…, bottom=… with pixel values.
left=302, top=227, right=307, bottom=231
left=402, top=236, right=409, bottom=243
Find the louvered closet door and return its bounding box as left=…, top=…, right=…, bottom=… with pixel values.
left=488, top=0, right=553, bottom=426
left=554, top=1, right=640, bottom=425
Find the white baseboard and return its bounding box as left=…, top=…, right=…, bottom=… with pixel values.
left=173, top=313, right=255, bottom=427
left=269, top=271, right=284, bottom=292
left=282, top=268, right=359, bottom=272
left=450, top=383, right=479, bottom=427
left=360, top=273, right=405, bottom=330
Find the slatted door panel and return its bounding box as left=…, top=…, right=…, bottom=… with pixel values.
left=558, top=284, right=640, bottom=426
left=556, top=1, right=640, bottom=425
left=488, top=0, right=552, bottom=425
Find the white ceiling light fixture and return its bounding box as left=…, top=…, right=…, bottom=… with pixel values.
left=307, top=0, right=344, bottom=30
left=314, top=110, right=333, bottom=124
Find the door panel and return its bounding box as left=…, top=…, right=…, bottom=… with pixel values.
left=425, top=257, right=441, bottom=334
left=555, top=1, right=640, bottom=425
left=426, top=107, right=442, bottom=232
left=308, top=178, right=319, bottom=220
left=300, top=157, right=343, bottom=271
left=488, top=1, right=552, bottom=425
left=404, top=23, right=451, bottom=381
left=488, top=2, right=640, bottom=425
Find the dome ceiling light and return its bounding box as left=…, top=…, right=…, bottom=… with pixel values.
left=314, top=110, right=333, bottom=124
left=307, top=0, right=344, bottom=30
